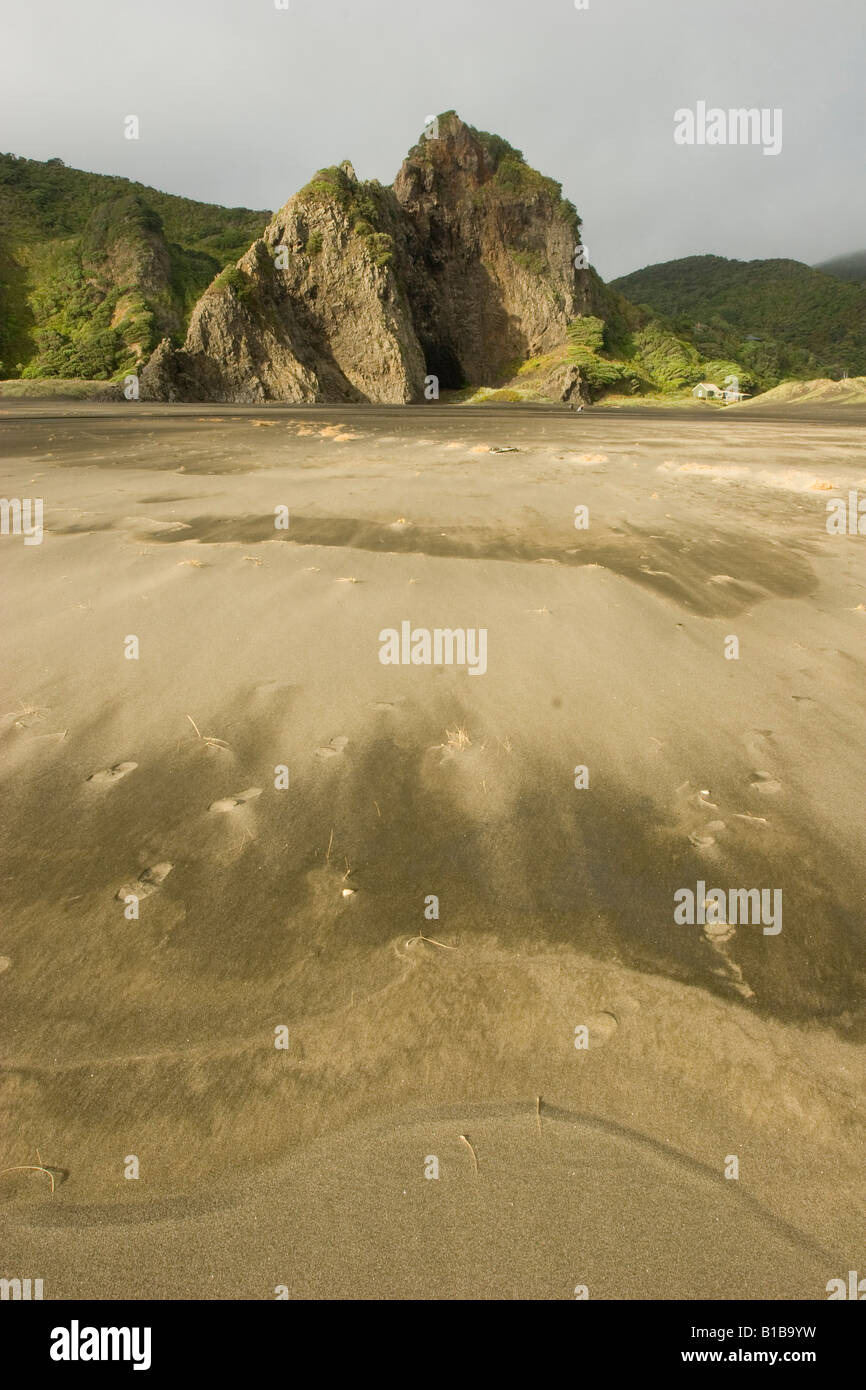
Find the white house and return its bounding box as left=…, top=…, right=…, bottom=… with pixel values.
left=693, top=382, right=725, bottom=399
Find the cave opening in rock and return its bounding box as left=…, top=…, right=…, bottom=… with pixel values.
left=423, top=341, right=465, bottom=390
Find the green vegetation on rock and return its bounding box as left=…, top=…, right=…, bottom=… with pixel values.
left=298, top=166, right=394, bottom=267
left=210, top=265, right=252, bottom=301
left=467, top=122, right=581, bottom=241
left=566, top=316, right=606, bottom=351
left=510, top=248, right=546, bottom=275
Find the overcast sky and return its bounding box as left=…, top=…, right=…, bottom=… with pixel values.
left=1, top=0, right=863, bottom=281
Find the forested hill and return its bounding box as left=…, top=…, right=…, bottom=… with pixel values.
left=610, top=254, right=866, bottom=382
left=0, top=152, right=269, bottom=379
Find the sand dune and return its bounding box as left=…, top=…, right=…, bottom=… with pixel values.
left=738, top=376, right=866, bottom=407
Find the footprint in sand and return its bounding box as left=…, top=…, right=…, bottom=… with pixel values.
left=87, top=761, right=138, bottom=787
left=12, top=707, right=48, bottom=729
left=743, top=729, right=775, bottom=764
left=702, top=917, right=755, bottom=1000
left=688, top=823, right=726, bottom=848
left=115, top=861, right=173, bottom=902
left=208, top=788, right=262, bottom=813
left=688, top=831, right=716, bottom=849
left=750, top=771, right=782, bottom=795
left=140, top=862, right=173, bottom=886
left=587, top=1011, right=619, bottom=1045
left=704, top=917, right=736, bottom=945
left=315, top=736, right=349, bottom=760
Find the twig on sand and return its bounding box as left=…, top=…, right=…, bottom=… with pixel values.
left=186, top=714, right=230, bottom=751
left=536, top=1094, right=542, bottom=1136
left=326, top=828, right=334, bottom=864
left=13, top=700, right=46, bottom=728
left=0, top=1164, right=55, bottom=1194
left=444, top=723, right=471, bottom=752
left=459, top=1134, right=479, bottom=1176
left=406, top=933, right=457, bottom=950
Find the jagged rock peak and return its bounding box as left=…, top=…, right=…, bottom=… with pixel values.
left=395, top=111, right=580, bottom=228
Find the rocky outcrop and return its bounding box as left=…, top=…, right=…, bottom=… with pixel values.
left=546, top=362, right=591, bottom=404
left=139, top=337, right=203, bottom=402
left=142, top=114, right=602, bottom=403
left=393, top=112, right=598, bottom=386
left=81, top=195, right=173, bottom=299
left=81, top=195, right=181, bottom=354
left=146, top=167, right=425, bottom=403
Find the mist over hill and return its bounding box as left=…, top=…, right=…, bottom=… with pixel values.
left=813, top=250, right=866, bottom=286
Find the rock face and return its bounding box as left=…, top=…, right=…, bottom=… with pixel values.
left=142, top=114, right=600, bottom=404
left=393, top=113, right=594, bottom=386
left=145, top=165, right=424, bottom=403
left=81, top=195, right=182, bottom=362
left=81, top=195, right=173, bottom=302
left=546, top=362, right=591, bottom=405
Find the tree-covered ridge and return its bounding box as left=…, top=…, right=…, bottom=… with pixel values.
left=0, top=153, right=270, bottom=379
left=0, top=153, right=268, bottom=256
left=610, top=254, right=866, bottom=381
